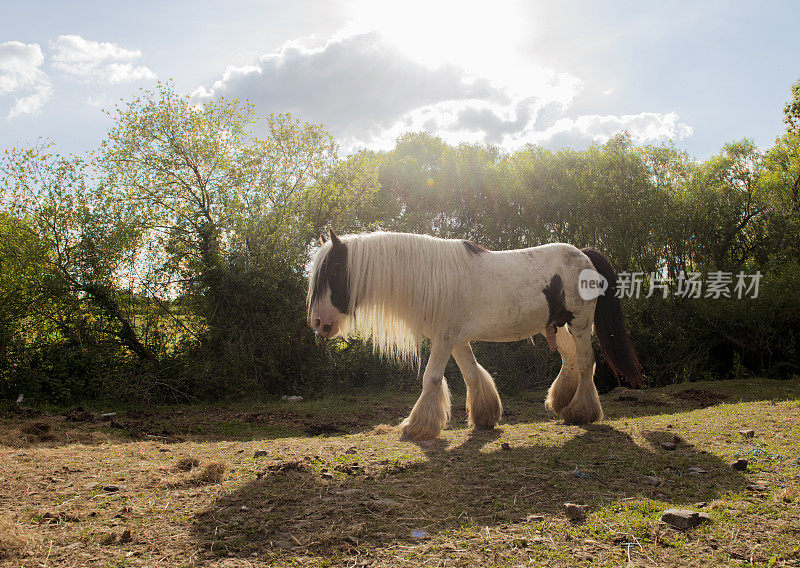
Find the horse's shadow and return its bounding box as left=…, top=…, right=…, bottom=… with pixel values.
left=191, top=425, right=746, bottom=558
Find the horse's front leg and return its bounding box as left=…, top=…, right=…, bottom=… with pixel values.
left=400, top=339, right=453, bottom=441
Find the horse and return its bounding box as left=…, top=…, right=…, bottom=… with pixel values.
left=307, top=229, right=643, bottom=441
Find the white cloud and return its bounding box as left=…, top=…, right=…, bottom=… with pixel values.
left=100, top=62, right=157, bottom=84
left=193, top=33, right=510, bottom=139
left=193, top=30, right=693, bottom=152
left=0, top=41, right=53, bottom=119
left=194, top=32, right=586, bottom=150
left=86, top=94, right=109, bottom=109
left=50, top=35, right=156, bottom=84
left=531, top=112, right=694, bottom=148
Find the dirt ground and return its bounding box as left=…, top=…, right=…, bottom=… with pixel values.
left=1, top=378, right=799, bottom=567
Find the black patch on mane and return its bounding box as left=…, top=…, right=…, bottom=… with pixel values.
left=542, top=274, right=574, bottom=329
left=312, top=241, right=350, bottom=313
left=463, top=240, right=488, bottom=255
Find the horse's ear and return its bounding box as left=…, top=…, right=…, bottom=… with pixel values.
left=329, top=229, right=342, bottom=247
left=319, top=232, right=328, bottom=245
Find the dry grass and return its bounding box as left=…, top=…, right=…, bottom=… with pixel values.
left=193, top=461, right=227, bottom=484
left=20, top=420, right=53, bottom=441
left=175, top=456, right=200, bottom=471
left=158, top=459, right=226, bottom=488
left=0, top=378, right=799, bottom=567
left=370, top=424, right=396, bottom=435
left=0, top=515, right=32, bottom=558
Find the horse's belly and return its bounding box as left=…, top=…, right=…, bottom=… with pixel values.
left=473, top=330, right=541, bottom=342
left=464, top=304, right=549, bottom=343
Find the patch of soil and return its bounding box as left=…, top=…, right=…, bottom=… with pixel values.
left=305, top=422, right=349, bottom=436
left=65, top=407, right=96, bottom=422
left=616, top=395, right=655, bottom=406
left=673, top=388, right=727, bottom=407
left=258, top=461, right=309, bottom=478
left=1, top=417, right=109, bottom=448
left=103, top=403, right=408, bottom=442
left=8, top=405, right=40, bottom=418
left=21, top=420, right=54, bottom=440
left=334, top=463, right=366, bottom=475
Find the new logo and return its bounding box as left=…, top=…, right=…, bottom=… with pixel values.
left=578, top=269, right=608, bottom=300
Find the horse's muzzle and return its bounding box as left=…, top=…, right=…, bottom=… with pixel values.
left=313, top=321, right=339, bottom=339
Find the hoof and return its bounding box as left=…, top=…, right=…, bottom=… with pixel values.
left=399, top=418, right=441, bottom=442
left=470, top=412, right=501, bottom=429
left=467, top=394, right=502, bottom=429
left=544, top=395, right=567, bottom=415
left=559, top=403, right=603, bottom=425
left=545, top=374, right=578, bottom=415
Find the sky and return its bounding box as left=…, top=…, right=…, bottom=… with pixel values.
left=1, top=0, right=799, bottom=160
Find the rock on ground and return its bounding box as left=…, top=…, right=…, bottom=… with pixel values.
left=564, top=503, right=588, bottom=522
left=661, top=508, right=711, bottom=529
left=732, top=458, right=749, bottom=471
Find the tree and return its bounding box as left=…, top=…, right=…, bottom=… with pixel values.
left=693, top=140, right=768, bottom=270
left=100, top=83, right=346, bottom=304
left=759, top=78, right=800, bottom=262
left=1, top=145, right=151, bottom=361
left=99, top=83, right=371, bottom=393
left=783, top=77, right=800, bottom=134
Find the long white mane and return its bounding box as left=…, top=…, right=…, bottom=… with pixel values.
left=308, top=231, right=475, bottom=362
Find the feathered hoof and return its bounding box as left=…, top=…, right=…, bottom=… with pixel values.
left=559, top=401, right=603, bottom=425
left=468, top=399, right=502, bottom=430
left=544, top=372, right=579, bottom=415
left=544, top=394, right=570, bottom=415
left=399, top=417, right=444, bottom=442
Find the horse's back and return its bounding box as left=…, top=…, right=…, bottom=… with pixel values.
left=473, top=242, right=594, bottom=287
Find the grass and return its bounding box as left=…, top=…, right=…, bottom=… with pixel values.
left=0, top=377, right=799, bottom=567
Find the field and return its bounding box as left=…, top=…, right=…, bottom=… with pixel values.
left=1, top=378, right=800, bottom=567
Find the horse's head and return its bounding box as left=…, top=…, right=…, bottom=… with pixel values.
left=308, top=229, right=350, bottom=339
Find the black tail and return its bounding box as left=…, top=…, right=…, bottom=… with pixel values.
left=581, top=247, right=645, bottom=389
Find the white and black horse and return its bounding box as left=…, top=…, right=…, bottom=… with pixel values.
left=307, top=230, right=643, bottom=441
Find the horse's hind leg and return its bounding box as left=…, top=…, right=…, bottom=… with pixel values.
left=559, top=323, right=603, bottom=425
left=400, top=339, right=453, bottom=441
left=452, top=342, right=502, bottom=429
left=545, top=325, right=580, bottom=415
